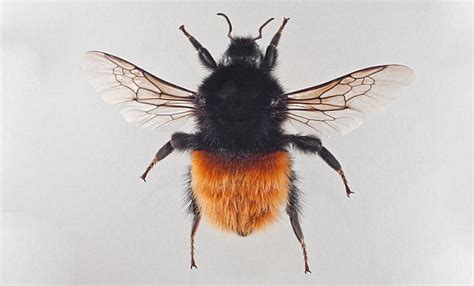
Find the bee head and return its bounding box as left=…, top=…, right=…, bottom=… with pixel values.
left=223, top=37, right=262, bottom=65
left=217, top=13, right=274, bottom=65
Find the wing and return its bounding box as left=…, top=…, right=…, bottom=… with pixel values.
left=83, top=51, right=196, bottom=130
left=285, top=65, right=415, bottom=137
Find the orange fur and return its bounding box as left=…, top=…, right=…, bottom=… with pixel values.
left=191, top=151, right=291, bottom=236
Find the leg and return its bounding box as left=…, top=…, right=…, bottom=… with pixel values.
left=286, top=135, right=354, bottom=197
left=179, top=25, right=217, bottom=69
left=262, top=17, right=290, bottom=70
left=140, top=132, right=197, bottom=182
left=184, top=167, right=201, bottom=269
left=190, top=211, right=201, bottom=269
left=140, top=141, right=173, bottom=182
left=318, top=147, right=354, bottom=198
left=287, top=176, right=311, bottom=274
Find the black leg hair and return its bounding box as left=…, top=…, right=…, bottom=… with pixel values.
left=179, top=25, right=217, bottom=69
left=140, top=132, right=197, bottom=182
left=285, top=135, right=354, bottom=197
left=262, top=17, right=289, bottom=70
left=287, top=173, right=311, bottom=274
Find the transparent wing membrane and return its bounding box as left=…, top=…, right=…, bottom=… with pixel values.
left=83, top=51, right=196, bottom=130
left=285, top=65, right=415, bottom=137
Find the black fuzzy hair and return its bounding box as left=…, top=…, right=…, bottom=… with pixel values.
left=193, top=60, right=288, bottom=154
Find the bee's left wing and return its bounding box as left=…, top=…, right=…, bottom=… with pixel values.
left=285, top=65, right=415, bottom=137
left=83, top=51, right=196, bottom=130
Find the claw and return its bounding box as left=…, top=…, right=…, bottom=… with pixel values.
left=301, top=242, right=311, bottom=274
left=338, top=169, right=354, bottom=198
left=345, top=184, right=354, bottom=198
left=190, top=259, right=198, bottom=269
left=304, top=262, right=311, bottom=274
left=140, top=158, right=157, bottom=182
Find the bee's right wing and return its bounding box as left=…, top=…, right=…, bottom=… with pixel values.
left=284, top=65, right=415, bottom=137
left=83, top=51, right=196, bottom=130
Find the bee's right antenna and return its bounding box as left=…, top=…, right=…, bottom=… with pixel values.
left=217, top=13, right=234, bottom=40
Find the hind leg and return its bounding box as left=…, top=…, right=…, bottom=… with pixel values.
left=287, top=208, right=311, bottom=273
left=185, top=169, right=201, bottom=269
left=190, top=211, right=201, bottom=269
left=287, top=173, right=311, bottom=274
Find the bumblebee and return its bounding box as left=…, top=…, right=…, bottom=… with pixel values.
left=83, top=13, right=414, bottom=273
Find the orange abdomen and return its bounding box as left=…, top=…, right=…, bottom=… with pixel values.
left=191, top=151, right=291, bottom=236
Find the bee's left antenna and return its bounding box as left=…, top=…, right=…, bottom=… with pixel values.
left=253, top=17, right=275, bottom=41
left=217, top=13, right=234, bottom=40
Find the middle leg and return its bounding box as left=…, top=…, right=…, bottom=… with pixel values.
left=140, top=132, right=197, bottom=182
left=286, top=134, right=354, bottom=198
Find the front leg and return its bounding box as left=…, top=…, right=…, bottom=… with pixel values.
left=179, top=25, right=217, bottom=69
left=262, top=17, right=289, bottom=70
left=286, top=135, right=354, bottom=198
left=140, top=132, right=197, bottom=182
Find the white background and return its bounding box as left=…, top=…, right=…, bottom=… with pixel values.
left=1, top=1, right=472, bottom=284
